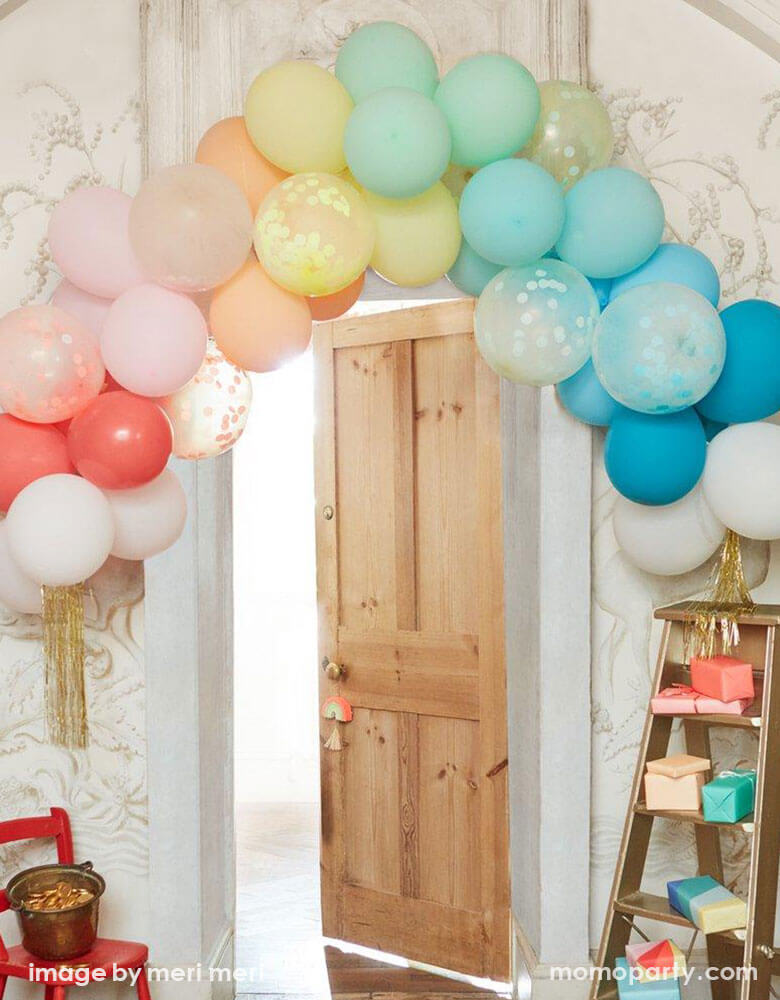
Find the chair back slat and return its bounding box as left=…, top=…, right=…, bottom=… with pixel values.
left=0, top=808, right=74, bottom=864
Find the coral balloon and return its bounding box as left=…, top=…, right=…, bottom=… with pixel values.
left=101, top=284, right=208, bottom=396
left=702, top=422, right=780, bottom=540
left=335, top=21, right=438, bottom=103
left=0, top=522, right=41, bottom=614
left=158, top=343, right=252, bottom=459
left=0, top=415, right=73, bottom=512
left=210, top=259, right=312, bottom=372
left=0, top=305, right=104, bottom=423
left=307, top=273, right=365, bottom=321
left=67, top=390, right=172, bottom=489
left=47, top=186, right=145, bottom=298
left=106, top=469, right=187, bottom=561
left=6, top=473, right=114, bottom=586
left=244, top=61, right=353, bottom=174
left=254, top=173, right=374, bottom=295
left=195, top=116, right=287, bottom=216
left=129, top=164, right=253, bottom=292
left=50, top=279, right=111, bottom=342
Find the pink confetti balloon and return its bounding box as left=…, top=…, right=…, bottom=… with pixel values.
left=48, top=186, right=145, bottom=298
left=101, top=283, right=208, bottom=397
left=0, top=305, right=105, bottom=423
left=158, top=342, right=252, bottom=459
left=50, top=279, right=111, bottom=342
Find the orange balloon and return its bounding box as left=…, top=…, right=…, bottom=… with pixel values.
left=307, top=272, right=365, bottom=321
left=210, top=258, right=312, bottom=373
left=196, top=117, right=287, bottom=216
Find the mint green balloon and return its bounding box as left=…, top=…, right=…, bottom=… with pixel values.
left=344, top=88, right=451, bottom=198
left=434, top=54, right=540, bottom=167
left=335, top=22, right=438, bottom=104
left=447, top=239, right=502, bottom=296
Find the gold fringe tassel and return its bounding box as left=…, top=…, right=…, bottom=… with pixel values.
left=42, top=584, right=88, bottom=749
left=323, top=723, right=342, bottom=752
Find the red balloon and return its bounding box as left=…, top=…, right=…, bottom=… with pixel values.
left=0, top=415, right=74, bottom=512
left=67, top=390, right=173, bottom=489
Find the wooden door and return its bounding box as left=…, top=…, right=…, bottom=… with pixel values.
left=314, top=300, right=510, bottom=980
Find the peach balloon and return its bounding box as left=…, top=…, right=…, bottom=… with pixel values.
left=51, top=279, right=111, bottom=342
left=196, top=117, right=287, bottom=216
left=307, top=272, right=365, bottom=320
left=0, top=305, right=104, bottom=423
left=128, top=164, right=253, bottom=292
left=210, top=258, right=312, bottom=373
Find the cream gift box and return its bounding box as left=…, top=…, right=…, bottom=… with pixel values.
left=644, top=754, right=710, bottom=811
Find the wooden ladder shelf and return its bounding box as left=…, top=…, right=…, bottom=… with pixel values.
left=591, top=602, right=780, bottom=1000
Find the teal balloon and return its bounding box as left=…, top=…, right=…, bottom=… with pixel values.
left=555, top=167, right=665, bottom=279
left=593, top=282, right=725, bottom=413
left=697, top=299, right=780, bottom=423
left=700, top=415, right=727, bottom=441
left=434, top=54, right=540, bottom=167
left=589, top=276, right=612, bottom=310
left=557, top=359, right=622, bottom=426
left=447, top=239, right=502, bottom=296
left=459, top=159, right=564, bottom=266
left=335, top=22, right=438, bottom=103
left=610, top=243, right=720, bottom=306
left=605, top=408, right=706, bottom=505
left=344, top=88, right=451, bottom=198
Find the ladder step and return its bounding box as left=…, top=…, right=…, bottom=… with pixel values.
left=614, top=892, right=746, bottom=945
left=661, top=709, right=762, bottom=728
left=634, top=802, right=755, bottom=832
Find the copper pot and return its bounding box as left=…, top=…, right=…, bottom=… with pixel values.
left=6, top=861, right=105, bottom=960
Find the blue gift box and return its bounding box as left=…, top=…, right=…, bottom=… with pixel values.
left=667, top=875, right=719, bottom=920
left=615, top=958, right=681, bottom=998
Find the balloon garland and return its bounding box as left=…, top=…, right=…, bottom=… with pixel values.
left=1, top=20, right=778, bottom=746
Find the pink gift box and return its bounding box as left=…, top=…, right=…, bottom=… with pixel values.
left=695, top=695, right=754, bottom=715
left=651, top=685, right=699, bottom=714
left=690, top=655, right=755, bottom=703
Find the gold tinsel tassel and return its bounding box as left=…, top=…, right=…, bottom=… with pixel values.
left=323, top=723, right=342, bottom=752
left=42, top=584, right=88, bottom=749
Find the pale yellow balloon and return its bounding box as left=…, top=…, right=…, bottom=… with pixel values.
left=245, top=61, right=353, bottom=174
left=362, top=182, right=461, bottom=287
left=254, top=173, right=375, bottom=296
left=521, top=80, right=614, bottom=190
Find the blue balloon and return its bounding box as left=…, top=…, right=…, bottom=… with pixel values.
left=557, top=359, right=622, bottom=426
left=447, top=239, right=502, bottom=296
left=589, top=276, right=612, bottom=311
left=605, top=408, right=706, bottom=505
left=609, top=243, right=720, bottom=307
left=697, top=299, right=780, bottom=423
left=699, top=415, right=727, bottom=441
left=459, top=158, right=565, bottom=266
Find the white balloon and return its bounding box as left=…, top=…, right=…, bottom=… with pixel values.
left=703, top=422, right=780, bottom=540
left=0, top=521, right=41, bottom=613
left=6, top=474, right=114, bottom=586
left=50, top=279, right=111, bottom=343
left=613, top=483, right=725, bottom=575
left=105, top=469, right=187, bottom=561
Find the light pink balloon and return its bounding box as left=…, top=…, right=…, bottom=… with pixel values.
left=51, top=279, right=112, bottom=342
left=105, top=468, right=187, bottom=560
left=48, top=186, right=146, bottom=298
left=101, top=283, right=208, bottom=397
left=0, top=305, right=105, bottom=422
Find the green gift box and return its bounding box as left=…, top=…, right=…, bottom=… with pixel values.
left=701, top=769, right=756, bottom=823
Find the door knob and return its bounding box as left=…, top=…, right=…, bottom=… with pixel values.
left=323, top=660, right=343, bottom=680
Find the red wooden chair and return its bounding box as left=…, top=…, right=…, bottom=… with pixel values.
left=0, top=808, right=151, bottom=1000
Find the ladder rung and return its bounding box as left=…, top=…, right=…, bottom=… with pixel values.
left=634, top=802, right=755, bottom=832
left=614, top=892, right=746, bottom=945
left=662, top=709, right=762, bottom=728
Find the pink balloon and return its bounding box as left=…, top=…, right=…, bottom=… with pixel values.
left=101, top=283, right=208, bottom=396
left=51, top=279, right=111, bottom=342
left=0, top=305, right=105, bottom=422
left=105, top=468, right=187, bottom=560
left=48, top=186, right=146, bottom=298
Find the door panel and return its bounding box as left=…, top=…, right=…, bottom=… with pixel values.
left=315, top=301, right=510, bottom=980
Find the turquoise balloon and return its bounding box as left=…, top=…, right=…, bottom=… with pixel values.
left=610, top=243, right=720, bottom=306
left=557, top=359, right=622, bottom=426
left=335, top=22, right=438, bottom=103
left=605, top=408, right=706, bottom=505
left=589, top=276, right=613, bottom=311
left=459, top=159, right=564, bottom=266
left=700, top=415, right=727, bottom=441
left=434, top=54, right=539, bottom=167
left=447, top=239, right=502, bottom=296
left=555, top=167, right=665, bottom=279
left=593, top=282, right=725, bottom=414
left=344, top=88, right=451, bottom=198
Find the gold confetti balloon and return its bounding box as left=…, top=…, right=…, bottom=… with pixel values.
left=253, top=173, right=375, bottom=296
left=522, top=80, right=614, bottom=189
left=158, top=343, right=252, bottom=460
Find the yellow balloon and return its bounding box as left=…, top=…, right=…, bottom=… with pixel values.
left=363, top=183, right=461, bottom=287
left=245, top=61, right=353, bottom=174
left=254, top=173, right=375, bottom=296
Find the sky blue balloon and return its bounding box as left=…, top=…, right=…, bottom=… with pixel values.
left=609, top=243, right=720, bottom=306
left=555, top=167, right=665, bottom=279
left=447, top=239, right=502, bottom=296
left=557, top=359, right=622, bottom=426
left=696, top=299, right=780, bottom=423
left=459, top=159, right=565, bottom=266
left=605, top=408, right=706, bottom=505
left=335, top=22, right=439, bottom=103
left=589, top=276, right=612, bottom=310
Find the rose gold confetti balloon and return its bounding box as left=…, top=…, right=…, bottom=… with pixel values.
left=158, top=342, right=252, bottom=460
left=0, top=305, right=105, bottom=423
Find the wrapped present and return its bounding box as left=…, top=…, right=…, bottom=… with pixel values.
left=694, top=694, right=753, bottom=716
left=690, top=655, right=754, bottom=703
left=667, top=876, right=746, bottom=932
left=667, top=875, right=719, bottom=921
left=615, top=958, right=681, bottom=998
left=702, top=769, right=756, bottom=823
left=647, top=755, right=710, bottom=778
left=644, top=755, right=710, bottom=811
left=651, top=685, right=699, bottom=715
left=626, top=939, right=686, bottom=982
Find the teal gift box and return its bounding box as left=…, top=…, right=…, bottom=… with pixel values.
left=667, top=875, right=747, bottom=932
left=615, top=958, right=681, bottom=998
left=702, top=769, right=756, bottom=823
left=667, top=875, right=719, bottom=921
